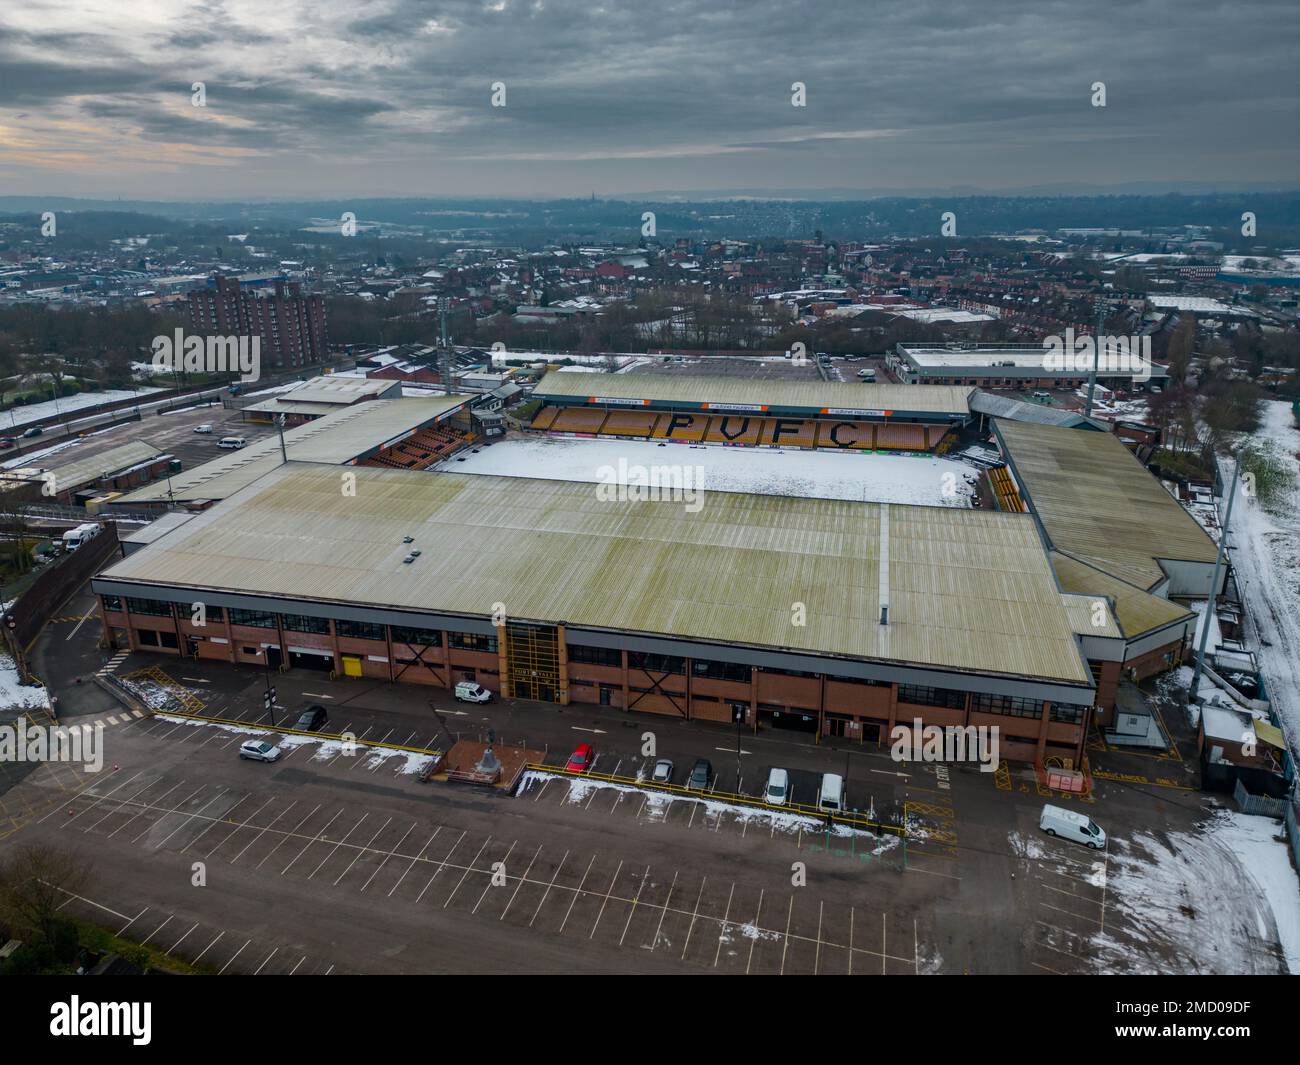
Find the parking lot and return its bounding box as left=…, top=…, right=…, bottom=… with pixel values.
left=11, top=628, right=1281, bottom=975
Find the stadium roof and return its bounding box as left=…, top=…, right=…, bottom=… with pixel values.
left=995, top=418, right=1218, bottom=590
left=100, top=461, right=1092, bottom=687
left=969, top=392, right=1107, bottom=430
left=1051, top=553, right=1190, bottom=639
left=533, top=371, right=973, bottom=418
left=114, top=396, right=469, bottom=504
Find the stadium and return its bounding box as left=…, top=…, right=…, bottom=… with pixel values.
left=91, top=371, right=1218, bottom=770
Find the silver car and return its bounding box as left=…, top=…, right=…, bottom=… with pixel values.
left=238, top=740, right=281, bottom=762
left=651, top=758, right=674, bottom=784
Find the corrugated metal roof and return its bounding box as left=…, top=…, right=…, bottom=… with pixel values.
left=114, top=397, right=470, bottom=504
left=1059, top=592, right=1122, bottom=639
left=1051, top=551, right=1191, bottom=639
left=996, top=418, right=1218, bottom=589
left=0, top=440, right=162, bottom=493
left=970, top=391, right=1107, bottom=430
left=534, top=371, right=974, bottom=416
left=102, top=462, right=1091, bottom=684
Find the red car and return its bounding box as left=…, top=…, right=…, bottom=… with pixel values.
left=565, top=743, right=595, bottom=773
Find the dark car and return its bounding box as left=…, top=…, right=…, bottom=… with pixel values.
left=294, top=704, right=328, bottom=732
left=688, top=758, right=714, bottom=791
left=21, top=426, right=43, bottom=439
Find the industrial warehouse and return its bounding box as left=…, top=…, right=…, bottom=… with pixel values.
left=87, top=373, right=1220, bottom=771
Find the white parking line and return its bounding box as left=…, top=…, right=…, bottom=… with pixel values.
left=557, top=853, right=597, bottom=934
left=219, top=938, right=251, bottom=975
left=443, top=836, right=493, bottom=909
left=529, top=849, right=570, bottom=928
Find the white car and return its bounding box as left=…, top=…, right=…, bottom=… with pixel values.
left=193, top=424, right=214, bottom=434
left=454, top=681, right=491, bottom=703
left=651, top=758, right=674, bottom=784
left=238, top=740, right=281, bottom=762
left=765, top=767, right=790, bottom=806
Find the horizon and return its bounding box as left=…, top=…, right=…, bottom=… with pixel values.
left=2, top=1, right=1296, bottom=200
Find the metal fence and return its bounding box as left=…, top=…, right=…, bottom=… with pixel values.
left=1286, top=802, right=1300, bottom=870
left=1233, top=776, right=1289, bottom=818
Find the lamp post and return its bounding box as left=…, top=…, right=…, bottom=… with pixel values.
left=1190, top=459, right=1241, bottom=702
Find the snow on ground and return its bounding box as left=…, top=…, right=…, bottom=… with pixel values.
left=2, top=387, right=162, bottom=430
left=1211, top=811, right=1300, bottom=973
left=1019, top=810, right=1295, bottom=974
left=441, top=434, right=979, bottom=507
left=0, top=653, right=52, bottom=712
left=1, top=437, right=84, bottom=468
left=1224, top=400, right=1300, bottom=754
left=518, top=769, right=899, bottom=850
left=154, top=715, right=434, bottom=774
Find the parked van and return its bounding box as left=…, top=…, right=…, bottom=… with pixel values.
left=857, top=368, right=877, bottom=381
left=764, top=768, right=790, bottom=806
left=217, top=436, right=246, bottom=450
left=61, top=523, right=101, bottom=552
left=817, top=772, right=844, bottom=813
left=1031, top=390, right=1052, bottom=402
left=1039, top=804, right=1106, bottom=849
left=454, top=680, right=491, bottom=703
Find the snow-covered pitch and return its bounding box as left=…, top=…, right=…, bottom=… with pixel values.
left=438, top=433, right=980, bottom=507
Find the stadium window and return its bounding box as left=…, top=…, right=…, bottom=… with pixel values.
left=281, top=613, right=331, bottom=634
left=972, top=693, right=1043, bottom=719
left=336, top=619, right=385, bottom=641
left=449, top=632, right=498, bottom=653
left=126, top=598, right=173, bottom=617
left=1049, top=703, right=1087, bottom=725
left=136, top=629, right=159, bottom=646
left=229, top=608, right=277, bottom=629
left=897, top=684, right=967, bottom=710
left=691, top=658, right=750, bottom=683
left=102, top=595, right=123, bottom=612
left=392, top=626, right=444, bottom=647
left=567, top=644, right=621, bottom=668
left=759, top=666, right=817, bottom=679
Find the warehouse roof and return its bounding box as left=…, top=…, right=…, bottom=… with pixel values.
left=114, top=396, right=469, bottom=504
left=99, top=462, right=1092, bottom=686
left=0, top=440, right=163, bottom=494
left=241, top=374, right=399, bottom=415
left=533, top=371, right=974, bottom=417
left=995, top=418, right=1218, bottom=589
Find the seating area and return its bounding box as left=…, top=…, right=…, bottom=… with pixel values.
left=530, top=404, right=947, bottom=453
left=362, top=423, right=475, bottom=470
left=989, top=464, right=1027, bottom=513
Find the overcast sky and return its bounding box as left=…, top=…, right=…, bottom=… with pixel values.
left=1, top=0, right=1296, bottom=200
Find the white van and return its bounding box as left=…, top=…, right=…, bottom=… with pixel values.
left=764, top=768, right=790, bottom=806
left=817, top=772, right=844, bottom=813
left=857, top=368, right=877, bottom=381
left=217, top=436, right=246, bottom=450
left=454, top=680, right=491, bottom=703
left=1039, top=804, right=1106, bottom=849
left=61, top=523, right=101, bottom=552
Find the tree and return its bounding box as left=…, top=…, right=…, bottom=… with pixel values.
left=1165, top=317, right=1196, bottom=382
left=0, top=843, right=92, bottom=953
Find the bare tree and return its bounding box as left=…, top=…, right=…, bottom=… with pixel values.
left=0, top=843, right=92, bottom=949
